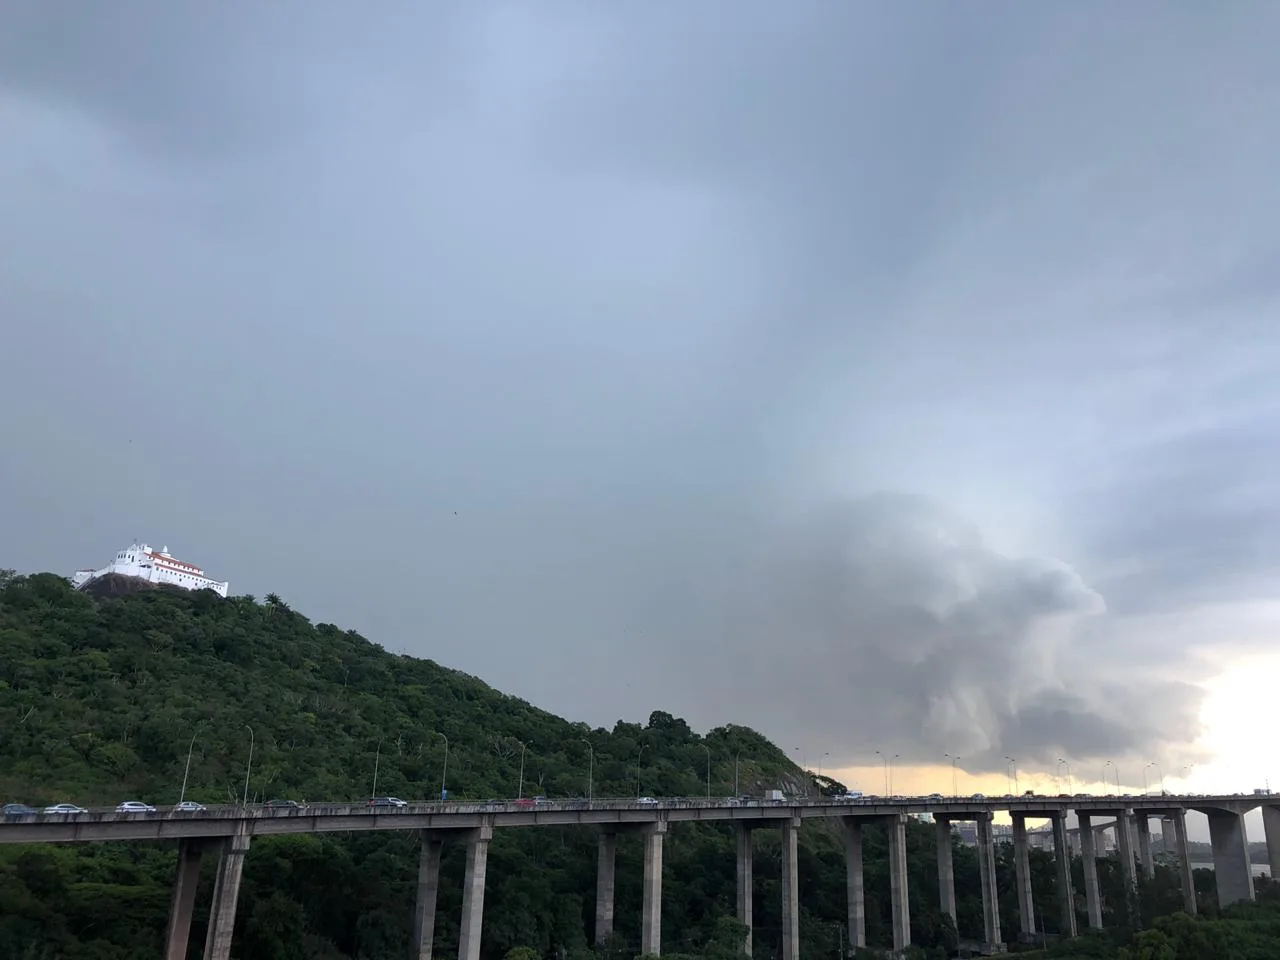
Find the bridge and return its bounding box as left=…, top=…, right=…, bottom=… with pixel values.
left=5, top=792, right=1278, bottom=959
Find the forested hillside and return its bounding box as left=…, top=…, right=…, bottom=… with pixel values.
left=0, top=571, right=1275, bottom=959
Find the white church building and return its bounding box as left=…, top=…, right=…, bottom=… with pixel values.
left=72, top=543, right=230, bottom=597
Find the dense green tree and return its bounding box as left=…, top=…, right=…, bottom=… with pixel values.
left=0, top=572, right=1275, bottom=959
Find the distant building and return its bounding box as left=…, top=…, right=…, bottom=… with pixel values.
left=72, top=542, right=229, bottom=597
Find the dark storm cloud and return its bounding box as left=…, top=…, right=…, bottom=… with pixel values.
left=670, top=494, right=1204, bottom=772
left=1, top=2, right=1277, bottom=778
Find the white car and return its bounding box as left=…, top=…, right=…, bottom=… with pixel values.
left=43, top=803, right=88, bottom=815
left=115, top=801, right=157, bottom=813
left=636, top=796, right=659, bottom=805
left=174, top=801, right=206, bottom=812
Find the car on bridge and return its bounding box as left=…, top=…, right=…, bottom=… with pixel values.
left=43, top=803, right=88, bottom=815
left=264, top=799, right=305, bottom=810
left=368, top=797, right=408, bottom=808
left=175, top=801, right=206, bottom=812
left=3, top=803, right=36, bottom=816
left=116, top=801, right=157, bottom=813
left=637, top=796, right=659, bottom=805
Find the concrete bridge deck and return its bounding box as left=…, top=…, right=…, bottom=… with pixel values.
left=1, top=792, right=1266, bottom=844
left=5, top=792, right=1275, bottom=960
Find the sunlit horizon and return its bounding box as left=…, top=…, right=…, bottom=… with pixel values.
left=816, top=652, right=1280, bottom=802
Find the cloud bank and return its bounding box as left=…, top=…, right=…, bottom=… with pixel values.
left=0, top=2, right=1275, bottom=780
left=672, top=494, right=1205, bottom=774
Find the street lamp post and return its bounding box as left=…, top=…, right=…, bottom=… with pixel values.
left=241, top=724, right=255, bottom=807
left=1143, top=762, right=1155, bottom=795
left=734, top=752, right=743, bottom=797
left=944, top=754, right=959, bottom=796
left=578, top=738, right=594, bottom=801
left=1104, top=759, right=1120, bottom=793
left=636, top=744, right=648, bottom=798
left=179, top=723, right=204, bottom=805
left=701, top=743, right=711, bottom=799
left=434, top=732, right=449, bottom=802
left=516, top=740, right=528, bottom=799
left=1057, top=758, right=1072, bottom=794
left=1152, top=761, right=1165, bottom=793
left=371, top=739, right=383, bottom=799
left=875, top=750, right=889, bottom=795
left=1005, top=756, right=1018, bottom=795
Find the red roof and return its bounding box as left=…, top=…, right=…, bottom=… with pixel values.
left=147, top=552, right=201, bottom=572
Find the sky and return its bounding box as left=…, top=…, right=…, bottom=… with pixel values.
left=2, top=2, right=1279, bottom=796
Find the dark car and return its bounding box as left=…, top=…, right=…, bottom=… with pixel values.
left=3, top=803, right=36, bottom=816
left=368, top=796, right=408, bottom=808
left=264, top=799, right=304, bottom=810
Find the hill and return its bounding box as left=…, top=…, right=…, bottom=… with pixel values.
left=0, top=570, right=1275, bottom=960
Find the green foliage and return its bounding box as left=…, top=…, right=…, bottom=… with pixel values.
left=1, top=572, right=1276, bottom=959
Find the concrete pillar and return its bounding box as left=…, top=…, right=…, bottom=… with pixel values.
left=595, top=830, right=617, bottom=946
left=735, top=825, right=753, bottom=957
left=164, top=838, right=206, bottom=960
left=202, top=827, right=251, bottom=960
left=887, top=813, right=911, bottom=954
left=413, top=833, right=444, bottom=960
left=936, top=817, right=956, bottom=925
left=1263, top=805, right=1280, bottom=883
left=1135, top=814, right=1154, bottom=879
left=1171, top=809, right=1197, bottom=916
left=1161, top=817, right=1177, bottom=860
left=1051, top=813, right=1077, bottom=938
left=1093, top=825, right=1108, bottom=854
left=1116, top=810, right=1137, bottom=891
left=1206, top=809, right=1254, bottom=907
left=843, top=817, right=867, bottom=952
left=1011, top=815, right=1036, bottom=942
left=1076, top=814, right=1103, bottom=931
left=641, top=821, right=666, bottom=957
left=781, top=817, right=801, bottom=960
left=976, top=813, right=1003, bottom=951
left=457, top=823, right=492, bottom=960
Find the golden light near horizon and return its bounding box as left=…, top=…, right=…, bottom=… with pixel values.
left=823, top=653, right=1280, bottom=806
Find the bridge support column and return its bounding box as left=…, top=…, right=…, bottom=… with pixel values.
left=1076, top=814, right=1103, bottom=931
left=1011, top=815, right=1036, bottom=941
left=457, top=823, right=492, bottom=960
left=641, top=821, right=666, bottom=957
left=1135, top=814, right=1154, bottom=879
left=843, top=817, right=867, bottom=952
left=887, top=813, right=911, bottom=955
left=735, top=824, right=753, bottom=957
left=1052, top=812, right=1077, bottom=938
left=164, top=838, right=206, bottom=960
left=1171, top=809, right=1196, bottom=915
left=1116, top=809, right=1137, bottom=890
left=1262, top=805, right=1280, bottom=884
left=781, top=817, right=801, bottom=960
left=202, top=826, right=251, bottom=960
left=935, top=817, right=956, bottom=925
left=413, top=832, right=444, bottom=960
left=1161, top=817, right=1177, bottom=860
left=976, top=813, right=1004, bottom=952
left=1207, top=809, right=1254, bottom=907
left=595, top=829, right=617, bottom=946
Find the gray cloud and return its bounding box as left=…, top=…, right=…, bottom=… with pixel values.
left=1, top=3, right=1276, bottom=779
left=670, top=494, right=1204, bottom=773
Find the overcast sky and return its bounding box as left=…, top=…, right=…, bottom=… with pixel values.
left=3, top=2, right=1278, bottom=780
